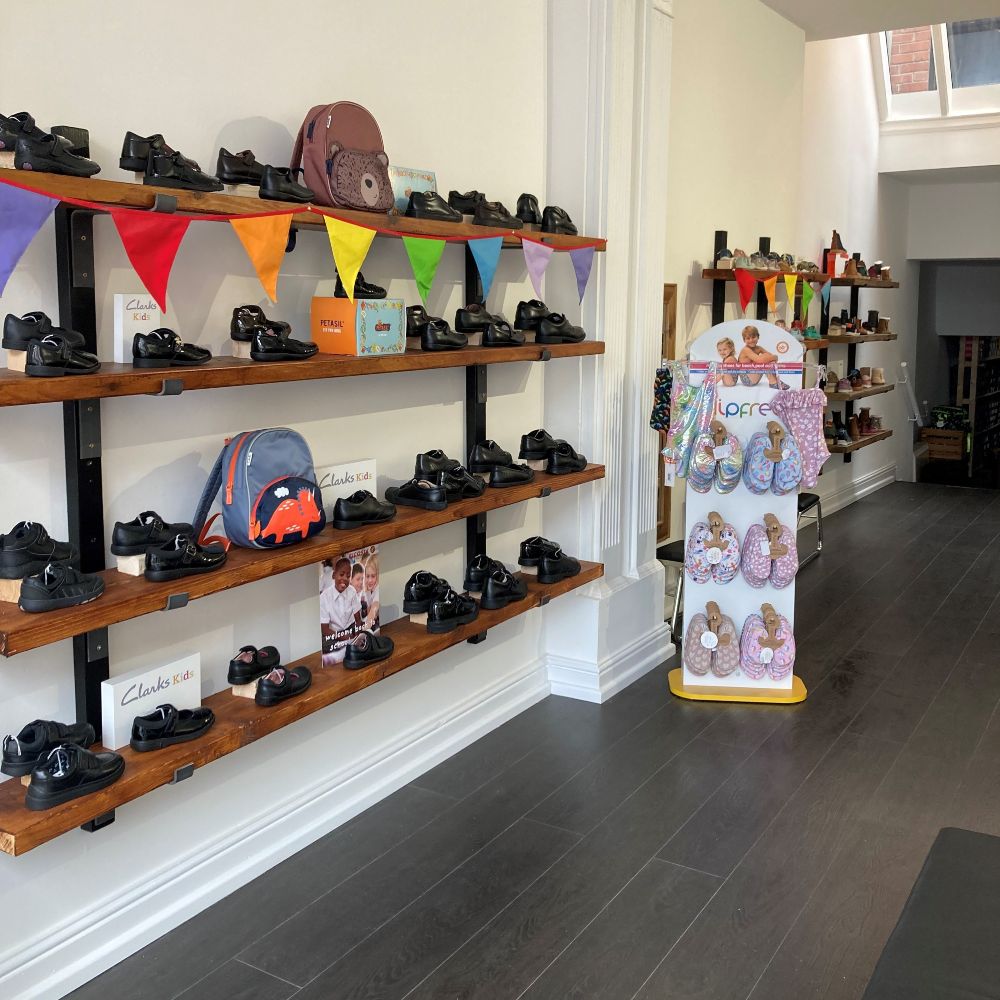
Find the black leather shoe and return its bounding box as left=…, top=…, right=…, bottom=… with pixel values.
left=427, top=589, right=479, bottom=633
left=25, top=334, right=100, bottom=377
left=14, top=134, right=100, bottom=177
left=436, top=465, right=486, bottom=501
left=230, top=304, right=291, bottom=342
left=250, top=329, right=319, bottom=362
left=216, top=148, right=265, bottom=186
left=518, top=536, right=561, bottom=567
left=227, top=645, right=281, bottom=686
left=514, top=300, right=548, bottom=331
left=489, top=464, right=534, bottom=487
left=0, top=115, right=17, bottom=152
left=133, top=328, right=212, bottom=368
left=403, top=570, right=451, bottom=614
left=542, top=205, right=577, bottom=235
left=144, top=150, right=222, bottom=192
left=260, top=165, right=314, bottom=203
left=2, top=312, right=85, bottom=352
left=473, top=200, right=523, bottom=230
left=335, top=272, right=386, bottom=299
left=2, top=720, right=96, bottom=778
left=480, top=568, right=529, bottom=610
left=448, top=190, right=484, bottom=214
left=144, top=534, right=226, bottom=582
left=422, top=319, right=467, bottom=352
left=482, top=320, right=525, bottom=348
left=255, top=665, right=312, bottom=706
left=0, top=522, right=76, bottom=579
left=343, top=630, right=394, bottom=670
left=537, top=314, right=586, bottom=344
left=19, top=563, right=104, bottom=613
left=454, top=303, right=498, bottom=333
left=468, top=440, right=513, bottom=473
left=415, top=450, right=461, bottom=477
left=25, top=744, right=125, bottom=811
left=111, top=511, right=194, bottom=556
left=332, top=490, right=396, bottom=530
left=464, top=554, right=505, bottom=593
left=547, top=441, right=588, bottom=474
left=120, top=131, right=197, bottom=172
left=406, top=305, right=432, bottom=339
left=406, top=191, right=462, bottom=223
left=519, top=429, right=562, bottom=461
left=538, top=549, right=582, bottom=583
left=385, top=478, right=447, bottom=511
left=516, top=193, right=541, bottom=225
left=130, top=704, right=215, bottom=752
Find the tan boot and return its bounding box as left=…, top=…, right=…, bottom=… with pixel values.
left=843, top=258, right=860, bottom=278
left=872, top=367, right=885, bottom=385
left=876, top=317, right=891, bottom=336
left=830, top=230, right=846, bottom=253
left=860, top=367, right=872, bottom=387
left=848, top=414, right=861, bottom=441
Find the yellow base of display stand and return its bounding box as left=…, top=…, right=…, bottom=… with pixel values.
left=668, top=668, right=807, bottom=704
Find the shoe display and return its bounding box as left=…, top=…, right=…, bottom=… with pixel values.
left=455, top=303, right=499, bottom=334
left=514, top=299, right=549, bottom=331
left=464, top=554, right=505, bottom=593
left=227, top=644, right=281, bottom=686
left=133, top=328, right=212, bottom=368
left=144, top=149, right=222, bottom=192
left=436, top=465, right=486, bottom=501
left=402, top=570, right=450, bottom=614
left=489, top=464, right=535, bottom=487
left=468, top=440, right=514, bottom=473
left=421, top=319, right=468, bottom=352
left=120, top=131, right=197, bottom=172
left=872, top=367, right=886, bottom=386
left=482, top=320, right=526, bottom=348
left=111, top=511, right=194, bottom=556
left=2, top=312, right=85, bottom=352
left=216, top=148, right=265, bottom=186
left=335, top=272, right=386, bottom=299
left=230, top=304, right=291, bottom=342
left=858, top=407, right=873, bottom=435
left=259, top=165, right=314, bottom=204
left=519, top=428, right=561, bottom=461
left=427, top=588, right=479, bottom=633
left=516, top=193, right=541, bottom=226
left=479, top=567, right=528, bottom=610
left=824, top=370, right=840, bottom=394
left=836, top=377, right=852, bottom=392
left=541, top=205, right=577, bottom=236
left=406, top=305, right=432, bottom=339
left=537, top=548, right=582, bottom=584
left=332, top=490, right=396, bottom=530
left=519, top=536, right=561, bottom=567
left=871, top=415, right=883, bottom=432
left=144, top=534, right=227, bottom=582
left=0, top=114, right=19, bottom=152
left=414, top=449, right=461, bottom=477
left=546, top=441, right=588, bottom=475
left=130, top=704, right=215, bottom=752
left=25, top=334, right=100, bottom=377
left=860, top=367, right=872, bottom=388
left=255, top=665, right=312, bottom=706
left=849, top=368, right=864, bottom=391
left=877, top=317, right=892, bottom=336
left=19, top=563, right=104, bottom=613
left=406, top=191, right=463, bottom=223
left=385, top=478, right=447, bottom=511
left=848, top=415, right=861, bottom=441
left=448, top=190, right=484, bottom=214
left=536, top=314, right=586, bottom=344
left=473, top=200, right=523, bottom=230
left=250, top=328, right=319, bottom=362
left=343, top=630, right=394, bottom=670
left=716, top=249, right=734, bottom=270
left=14, top=133, right=100, bottom=177
left=0, top=522, right=76, bottom=579
left=1, top=720, right=96, bottom=778
left=25, top=744, right=125, bottom=811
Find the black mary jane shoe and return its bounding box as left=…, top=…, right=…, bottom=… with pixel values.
left=402, top=570, right=450, bottom=614
left=130, top=704, right=215, bottom=752
left=537, top=314, right=586, bottom=344
left=415, top=449, right=461, bottom=478
left=335, top=272, right=386, bottom=300
left=259, top=165, right=314, bottom=204
left=385, top=478, right=448, bottom=512
left=546, top=441, right=588, bottom=475
left=436, top=465, right=486, bottom=502
left=120, top=131, right=196, bottom=173
left=132, top=328, right=212, bottom=368
left=343, top=631, right=395, bottom=670
left=25, top=744, right=125, bottom=811
left=518, top=536, right=562, bottom=568
left=427, top=589, right=480, bottom=633
left=227, top=644, right=281, bottom=686
left=482, top=320, right=525, bottom=348
left=144, top=534, right=227, bottom=583
left=250, top=328, right=319, bottom=362
left=541, top=205, right=578, bottom=236
left=480, top=568, right=529, bottom=610
left=516, top=193, right=541, bottom=226
left=519, top=429, right=562, bottom=461
left=448, top=190, right=484, bottom=214
left=406, top=191, right=462, bottom=224
left=537, top=549, right=582, bottom=584
left=515, top=299, right=549, bottom=331
left=111, top=511, right=194, bottom=557
left=422, top=319, right=467, bottom=352
left=463, top=554, right=505, bottom=594
left=468, top=440, right=513, bottom=473
left=216, top=148, right=265, bottom=186
left=144, top=149, right=222, bottom=192
left=0, top=521, right=76, bottom=579
left=230, top=304, right=291, bottom=342
left=255, top=665, right=312, bottom=706
left=406, top=305, right=432, bottom=339
left=2, top=311, right=85, bottom=352
left=14, top=133, right=100, bottom=177
left=2, top=720, right=96, bottom=778
left=473, top=200, right=523, bottom=230
left=25, top=334, right=99, bottom=377
left=489, top=464, right=535, bottom=488
left=19, top=563, right=104, bottom=613
left=332, top=491, right=396, bottom=530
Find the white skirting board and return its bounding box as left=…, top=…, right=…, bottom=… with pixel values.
left=816, top=462, right=897, bottom=517
left=0, top=662, right=550, bottom=1000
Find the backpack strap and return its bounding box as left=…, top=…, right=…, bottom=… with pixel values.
left=290, top=104, right=332, bottom=171
left=192, top=445, right=227, bottom=536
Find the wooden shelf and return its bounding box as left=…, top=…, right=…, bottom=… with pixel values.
left=824, top=383, right=895, bottom=402
left=828, top=429, right=893, bottom=454
left=0, top=342, right=604, bottom=408
left=803, top=339, right=828, bottom=352
left=0, top=466, right=604, bottom=657
left=825, top=332, right=898, bottom=344
left=702, top=267, right=899, bottom=289
left=0, top=562, right=602, bottom=856
left=0, top=169, right=605, bottom=252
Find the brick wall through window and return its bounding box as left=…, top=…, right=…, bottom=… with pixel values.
left=888, top=26, right=935, bottom=94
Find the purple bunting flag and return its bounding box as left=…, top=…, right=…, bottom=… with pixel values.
left=568, top=246, right=596, bottom=302
left=0, top=182, right=59, bottom=295
left=522, top=239, right=555, bottom=299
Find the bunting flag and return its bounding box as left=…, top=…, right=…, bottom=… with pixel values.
left=782, top=272, right=798, bottom=304
left=111, top=208, right=191, bottom=311
left=762, top=275, right=778, bottom=314
left=0, top=183, right=59, bottom=295
left=820, top=278, right=832, bottom=308
left=468, top=236, right=503, bottom=302
left=323, top=216, right=376, bottom=303
left=733, top=267, right=756, bottom=314
left=230, top=214, right=292, bottom=302
left=402, top=235, right=447, bottom=305
left=522, top=239, right=555, bottom=299
left=569, top=245, right=596, bottom=302
left=800, top=280, right=815, bottom=320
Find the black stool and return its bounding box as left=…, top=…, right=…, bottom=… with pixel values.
left=657, top=540, right=685, bottom=644
left=797, top=492, right=823, bottom=568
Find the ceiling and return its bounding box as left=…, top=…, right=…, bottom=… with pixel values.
left=759, top=0, right=1000, bottom=40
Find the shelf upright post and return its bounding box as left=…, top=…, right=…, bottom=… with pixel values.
left=755, top=237, right=770, bottom=321
left=842, top=256, right=863, bottom=464
left=711, top=230, right=727, bottom=325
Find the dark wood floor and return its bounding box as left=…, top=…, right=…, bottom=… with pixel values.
left=68, top=482, right=1000, bottom=1000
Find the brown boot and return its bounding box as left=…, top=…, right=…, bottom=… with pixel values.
left=859, top=407, right=872, bottom=434
left=843, top=258, right=860, bottom=279
left=848, top=414, right=861, bottom=441
left=831, top=229, right=846, bottom=253
left=876, top=317, right=891, bottom=335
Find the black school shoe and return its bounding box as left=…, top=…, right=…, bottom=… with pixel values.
left=541, top=206, right=578, bottom=236
left=406, top=305, right=432, bottom=339
left=402, top=571, right=450, bottom=614
left=406, top=191, right=462, bottom=223
left=519, top=429, right=562, bottom=461
left=216, top=148, right=265, bottom=186
left=231, top=304, right=291, bottom=342
left=2, top=720, right=96, bottom=778
left=422, top=319, right=467, bottom=352
left=228, top=644, right=281, bottom=685
left=436, top=465, right=486, bottom=501
left=0, top=522, right=76, bottom=579
left=111, top=511, right=194, bottom=556
left=332, top=490, right=396, bottom=530
left=490, top=464, right=534, bottom=487
left=474, top=200, right=523, bottom=230
left=538, top=549, right=581, bottom=584
left=468, top=440, right=513, bottom=473
left=250, top=329, right=319, bottom=362
left=144, top=149, right=222, bottom=192
left=537, top=314, right=586, bottom=344
left=19, top=563, right=104, bottom=613
left=385, top=478, right=447, bottom=511
left=130, top=704, right=215, bottom=752
left=260, top=165, right=314, bottom=204
left=482, top=320, right=525, bottom=348
left=14, top=133, right=100, bottom=177
left=547, top=441, right=588, bottom=474
left=464, top=554, right=505, bottom=593
left=133, top=328, right=212, bottom=368
left=454, top=303, right=499, bottom=334
left=415, top=449, right=461, bottom=477
left=335, top=272, right=386, bottom=300
left=343, top=630, right=394, bottom=670
left=518, top=536, right=562, bottom=567
left=515, top=299, right=548, bottom=331
left=120, top=131, right=197, bottom=173
left=25, top=744, right=125, bottom=811
left=427, top=589, right=479, bottom=633
left=255, top=665, right=312, bottom=706
left=448, top=190, right=484, bottom=214
left=25, top=334, right=100, bottom=377
left=517, top=193, right=541, bottom=226
left=144, top=534, right=226, bottom=582
left=2, top=311, right=85, bottom=352
left=480, top=568, right=529, bottom=610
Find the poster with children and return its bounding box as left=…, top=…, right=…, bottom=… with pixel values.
left=320, top=545, right=380, bottom=666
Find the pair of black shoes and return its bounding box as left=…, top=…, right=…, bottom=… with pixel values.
left=403, top=571, right=480, bottom=633
left=468, top=441, right=534, bottom=487
left=335, top=272, right=386, bottom=299
left=111, top=510, right=193, bottom=556
left=405, top=190, right=462, bottom=224
left=2, top=719, right=95, bottom=778
left=406, top=306, right=468, bottom=352
left=519, top=429, right=589, bottom=475
left=230, top=305, right=319, bottom=362
left=464, top=554, right=529, bottom=610
left=514, top=300, right=587, bottom=343
left=133, top=329, right=211, bottom=368
left=0, top=520, right=76, bottom=580
left=515, top=196, right=578, bottom=235
left=216, top=148, right=315, bottom=203
left=121, top=131, right=222, bottom=193
left=447, top=191, right=523, bottom=230
left=331, top=490, right=397, bottom=530
left=227, top=645, right=311, bottom=702
left=2, top=111, right=100, bottom=177
left=414, top=450, right=485, bottom=502
left=454, top=304, right=526, bottom=348
left=131, top=703, right=215, bottom=752
left=23, top=743, right=125, bottom=812
left=3, top=312, right=100, bottom=377
left=519, top=536, right=581, bottom=583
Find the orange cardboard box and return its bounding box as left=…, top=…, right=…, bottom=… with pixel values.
left=310, top=297, right=406, bottom=356
left=311, top=297, right=358, bottom=355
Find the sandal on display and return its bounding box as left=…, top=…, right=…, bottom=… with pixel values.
left=130, top=704, right=215, bottom=752
left=254, top=665, right=312, bottom=706
left=227, top=645, right=281, bottom=686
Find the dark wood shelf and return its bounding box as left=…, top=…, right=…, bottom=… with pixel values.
left=824, top=383, right=895, bottom=403
left=0, top=562, right=602, bottom=856
left=825, top=332, right=898, bottom=344
left=0, top=466, right=604, bottom=657
left=0, top=169, right=605, bottom=252
left=803, top=339, right=828, bottom=352
left=0, top=342, right=604, bottom=408
left=702, top=267, right=899, bottom=289
left=828, top=429, right=893, bottom=454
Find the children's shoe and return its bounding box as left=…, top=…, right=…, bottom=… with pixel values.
left=849, top=368, right=864, bottom=391
left=872, top=367, right=885, bottom=386
left=848, top=415, right=861, bottom=441
left=877, top=317, right=891, bottom=335
left=833, top=412, right=850, bottom=443
left=824, top=415, right=835, bottom=444
left=837, top=377, right=852, bottom=392
left=825, top=370, right=840, bottom=393
left=716, top=249, right=734, bottom=270
left=804, top=326, right=820, bottom=340
left=871, top=415, right=883, bottom=432
left=860, top=367, right=872, bottom=388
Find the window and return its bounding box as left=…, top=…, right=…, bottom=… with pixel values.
left=887, top=26, right=936, bottom=94
left=948, top=19, right=1000, bottom=89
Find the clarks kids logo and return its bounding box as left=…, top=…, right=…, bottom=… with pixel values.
left=120, top=669, right=195, bottom=706
left=716, top=400, right=772, bottom=419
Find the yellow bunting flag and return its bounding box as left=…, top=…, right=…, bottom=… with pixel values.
left=782, top=272, right=798, bottom=304
left=763, top=275, right=778, bottom=314
left=323, top=216, right=376, bottom=303
left=229, top=214, right=293, bottom=303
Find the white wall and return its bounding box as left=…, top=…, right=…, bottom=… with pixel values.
left=907, top=178, right=1000, bottom=259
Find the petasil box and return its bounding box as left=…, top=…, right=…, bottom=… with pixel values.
left=311, top=297, right=405, bottom=356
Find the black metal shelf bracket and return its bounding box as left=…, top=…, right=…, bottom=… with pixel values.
left=81, top=810, right=115, bottom=833
left=464, top=243, right=489, bottom=564
left=166, top=593, right=190, bottom=611
left=151, top=378, right=185, bottom=397
left=171, top=763, right=195, bottom=784
left=467, top=630, right=488, bottom=645
left=150, top=193, right=178, bottom=214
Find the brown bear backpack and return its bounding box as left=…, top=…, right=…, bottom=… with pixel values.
left=290, top=102, right=393, bottom=212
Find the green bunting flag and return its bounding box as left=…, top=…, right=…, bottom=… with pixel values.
left=402, top=235, right=447, bottom=305
left=800, top=280, right=814, bottom=321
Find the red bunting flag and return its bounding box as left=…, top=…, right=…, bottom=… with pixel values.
left=733, top=267, right=756, bottom=314
left=110, top=208, right=191, bottom=311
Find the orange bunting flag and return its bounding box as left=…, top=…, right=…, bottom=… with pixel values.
left=230, top=214, right=293, bottom=303
left=762, top=275, right=778, bottom=314
left=733, top=268, right=756, bottom=314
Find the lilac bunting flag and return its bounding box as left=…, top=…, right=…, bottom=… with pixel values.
left=0, top=182, right=59, bottom=295
left=522, top=239, right=555, bottom=299
left=568, top=246, right=596, bottom=302
left=820, top=278, right=832, bottom=307
left=468, top=236, right=503, bottom=302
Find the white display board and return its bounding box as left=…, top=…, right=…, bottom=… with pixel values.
left=681, top=320, right=803, bottom=691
